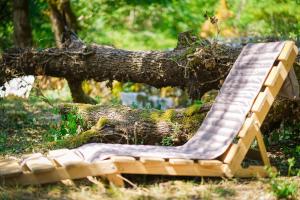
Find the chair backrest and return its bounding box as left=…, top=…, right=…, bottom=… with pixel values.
left=180, top=42, right=286, bottom=159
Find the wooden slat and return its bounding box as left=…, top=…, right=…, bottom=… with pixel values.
left=264, top=66, right=280, bottom=87
left=52, top=151, right=85, bottom=167
left=110, top=156, right=136, bottom=162
left=140, top=157, right=165, bottom=163
left=24, top=155, right=55, bottom=173
left=278, top=41, right=295, bottom=61
left=169, top=159, right=194, bottom=165
left=198, top=160, right=223, bottom=166
left=251, top=92, right=267, bottom=112
left=252, top=96, right=272, bottom=126
left=280, top=45, right=297, bottom=72
left=225, top=123, right=257, bottom=172
left=223, top=144, right=239, bottom=164
left=278, top=62, right=289, bottom=79
left=238, top=117, right=255, bottom=138
left=114, top=160, right=225, bottom=177
left=4, top=160, right=118, bottom=185
left=0, top=159, right=22, bottom=177
left=254, top=125, right=271, bottom=166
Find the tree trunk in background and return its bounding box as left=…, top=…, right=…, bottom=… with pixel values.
left=58, top=98, right=300, bottom=148
left=1, top=34, right=300, bottom=136
left=13, top=0, right=32, bottom=47
left=48, top=0, right=95, bottom=103
left=56, top=103, right=211, bottom=148
left=48, top=1, right=65, bottom=48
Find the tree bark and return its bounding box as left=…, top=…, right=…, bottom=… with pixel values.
left=13, top=0, right=32, bottom=48
left=1, top=34, right=300, bottom=136
left=57, top=99, right=299, bottom=148
left=48, top=0, right=94, bottom=103
left=56, top=103, right=210, bottom=147
left=0, top=35, right=238, bottom=98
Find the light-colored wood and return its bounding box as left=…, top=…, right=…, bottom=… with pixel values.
left=254, top=125, right=271, bottom=166
left=24, top=155, right=55, bottom=173
left=251, top=92, right=267, bottom=112
left=0, top=159, right=22, bottom=177
left=106, top=174, right=125, bottom=187
left=52, top=151, right=85, bottom=167
left=238, top=117, right=255, bottom=138
left=3, top=160, right=118, bottom=185
left=110, top=156, right=136, bottom=162
left=222, top=144, right=239, bottom=164
left=252, top=99, right=271, bottom=127
left=198, top=160, right=223, bottom=166
left=226, top=124, right=257, bottom=172
left=278, top=62, right=289, bottom=80
left=278, top=41, right=295, bottom=61
left=265, top=66, right=280, bottom=87
left=169, top=159, right=194, bottom=165
left=294, top=45, right=299, bottom=55
left=221, top=164, right=234, bottom=178
left=281, top=46, right=298, bottom=69
left=114, top=160, right=225, bottom=177
left=140, top=157, right=165, bottom=163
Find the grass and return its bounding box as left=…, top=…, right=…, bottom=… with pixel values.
left=0, top=96, right=300, bottom=199
left=1, top=178, right=299, bottom=200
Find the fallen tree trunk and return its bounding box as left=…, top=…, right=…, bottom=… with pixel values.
left=56, top=99, right=300, bottom=149
left=56, top=103, right=211, bottom=148
left=1, top=32, right=300, bottom=142
left=0, top=32, right=239, bottom=99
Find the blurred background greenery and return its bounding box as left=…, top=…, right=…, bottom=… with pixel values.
left=1, top=0, right=300, bottom=51
left=1, top=0, right=300, bottom=107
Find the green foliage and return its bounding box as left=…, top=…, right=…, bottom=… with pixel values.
left=267, top=163, right=298, bottom=199
left=273, top=125, right=299, bottom=156
left=3, top=0, right=300, bottom=51
left=29, top=0, right=55, bottom=47
left=184, top=100, right=203, bottom=116
left=0, top=132, right=8, bottom=152
left=0, top=0, right=13, bottom=51
left=227, top=0, right=300, bottom=38
left=48, top=107, right=83, bottom=142
left=71, top=0, right=218, bottom=50
left=161, top=135, right=174, bottom=146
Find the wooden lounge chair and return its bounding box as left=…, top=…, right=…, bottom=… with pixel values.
left=0, top=41, right=298, bottom=186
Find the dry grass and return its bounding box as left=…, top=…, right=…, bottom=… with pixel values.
left=0, top=97, right=299, bottom=200
left=1, top=177, right=299, bottom=200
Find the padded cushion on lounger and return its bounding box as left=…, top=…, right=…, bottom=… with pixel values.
left=74, top=42, right=287, bottom=162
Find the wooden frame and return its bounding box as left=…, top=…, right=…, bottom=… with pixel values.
left=0, top=42, right=298, bottom=186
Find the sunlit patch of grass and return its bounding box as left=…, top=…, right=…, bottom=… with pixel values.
left=214, top=186, right=236, bottom=198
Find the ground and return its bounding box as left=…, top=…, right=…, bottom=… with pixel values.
left=0, top=96, right=299, bottom=200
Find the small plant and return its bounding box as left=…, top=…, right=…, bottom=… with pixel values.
left=161, top=136, right=174, bottom=146
left=266, top=161, right=298, bottom=199
left=48, top=107, right=83, bottom=142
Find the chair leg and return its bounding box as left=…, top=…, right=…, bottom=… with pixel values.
left=106, top=174, right=125, bottom=187
left=254, top=125, right=271, bottom=166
